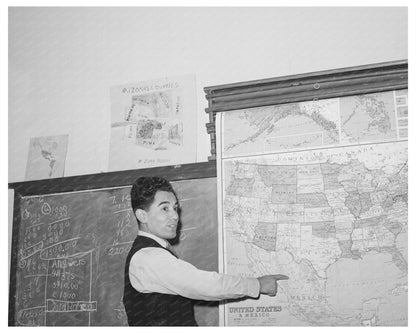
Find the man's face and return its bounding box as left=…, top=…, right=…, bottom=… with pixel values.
left=137, top=190, right=179, bottom=240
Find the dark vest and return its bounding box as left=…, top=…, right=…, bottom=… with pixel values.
left=123, top=235, right=197, bottom=326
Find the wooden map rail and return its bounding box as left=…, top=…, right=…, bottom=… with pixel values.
left=204, top=60, right=408, bottom=160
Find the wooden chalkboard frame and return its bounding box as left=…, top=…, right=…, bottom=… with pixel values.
left=8, top=161, right=216, bottom=326
left=204, top=59, right=408, bottom=160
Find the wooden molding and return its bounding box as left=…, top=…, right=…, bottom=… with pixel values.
left=8, top=161, right=217, bottom=197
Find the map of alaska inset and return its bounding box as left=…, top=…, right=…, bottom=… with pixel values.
left=222, top=98, right=340, bottom=157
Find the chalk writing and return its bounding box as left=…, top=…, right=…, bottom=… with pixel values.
left=46, top=300, right=97, bottom=312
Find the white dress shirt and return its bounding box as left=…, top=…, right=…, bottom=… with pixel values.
left=129, top=231, right=260, bottom=301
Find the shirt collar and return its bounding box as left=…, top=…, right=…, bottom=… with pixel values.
left=138, top=230, right=169, bottom=248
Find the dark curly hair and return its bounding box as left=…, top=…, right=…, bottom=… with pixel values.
left=130, top=177, right=177, bottom=217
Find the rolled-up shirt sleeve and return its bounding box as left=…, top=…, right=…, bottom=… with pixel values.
left=129, top=247, right=260, bottom=301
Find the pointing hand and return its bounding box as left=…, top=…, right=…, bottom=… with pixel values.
left=257, top=274, right=289, bottom=296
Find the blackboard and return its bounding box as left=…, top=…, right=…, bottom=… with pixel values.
left=9, top=162, right=218, bottom=326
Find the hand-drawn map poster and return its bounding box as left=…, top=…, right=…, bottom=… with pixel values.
left=216, top=89, right=408, bottom=326
left=25, top=135, right=69, bottom=181
left=109, top=75, right=197, bottom=171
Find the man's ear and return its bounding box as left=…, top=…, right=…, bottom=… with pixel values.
left=135, top=209, right=148, bottom=224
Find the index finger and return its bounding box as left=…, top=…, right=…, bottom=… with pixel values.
left=272, top=274, right=289, bottom=280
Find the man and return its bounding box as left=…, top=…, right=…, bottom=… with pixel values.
left=123, top=176, right=289, bottom=326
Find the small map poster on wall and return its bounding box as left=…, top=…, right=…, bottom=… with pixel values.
left=25, top=135, right=69, bottom=181
left=217, top=90, right=408, bottom=326
left=109, top=75, right=197, bottom=171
